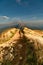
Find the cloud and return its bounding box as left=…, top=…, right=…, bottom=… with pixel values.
left=12, top=17, right=21, bottom=21
left=0, top=16, right=10, bottom=20
left=0, top=16, right=43, bottom=27
left=31, top=17, right=37, bottom=20
left=16, top=0, right=21, bottom=4
left=0, top=16, right=22, bottom=24
left=26, top=19, right=43, bottom=27
left=16, top=0, right=28, bottom=6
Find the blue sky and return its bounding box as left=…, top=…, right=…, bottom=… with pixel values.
left=0, top=0, right=43, bottom=23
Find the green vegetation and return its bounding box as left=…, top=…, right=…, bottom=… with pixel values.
left=0, top=28, right=43, bottom=65
left=25, top=38, right=37, bottom=65
left=2, top=60, right=12, bottom=65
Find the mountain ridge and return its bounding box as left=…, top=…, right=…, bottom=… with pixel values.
left=0, top=27, right=43, bottom=65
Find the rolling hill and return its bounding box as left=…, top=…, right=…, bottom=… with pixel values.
left=0, top=27, right=43, bottom=65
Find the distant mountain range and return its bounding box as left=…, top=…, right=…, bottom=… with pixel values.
left=0, top=21, right=43, bottom=32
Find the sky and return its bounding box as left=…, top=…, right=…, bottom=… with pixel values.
left=0, top=0, right=43, bottom=24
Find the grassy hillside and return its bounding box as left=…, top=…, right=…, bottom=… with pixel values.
left=0, top=27, right=43, bottom=65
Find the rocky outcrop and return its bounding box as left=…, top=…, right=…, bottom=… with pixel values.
left=0, top=27, right=43, bottom=65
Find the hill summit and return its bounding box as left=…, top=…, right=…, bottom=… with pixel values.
left=0, top=27, right=43, bottom=65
